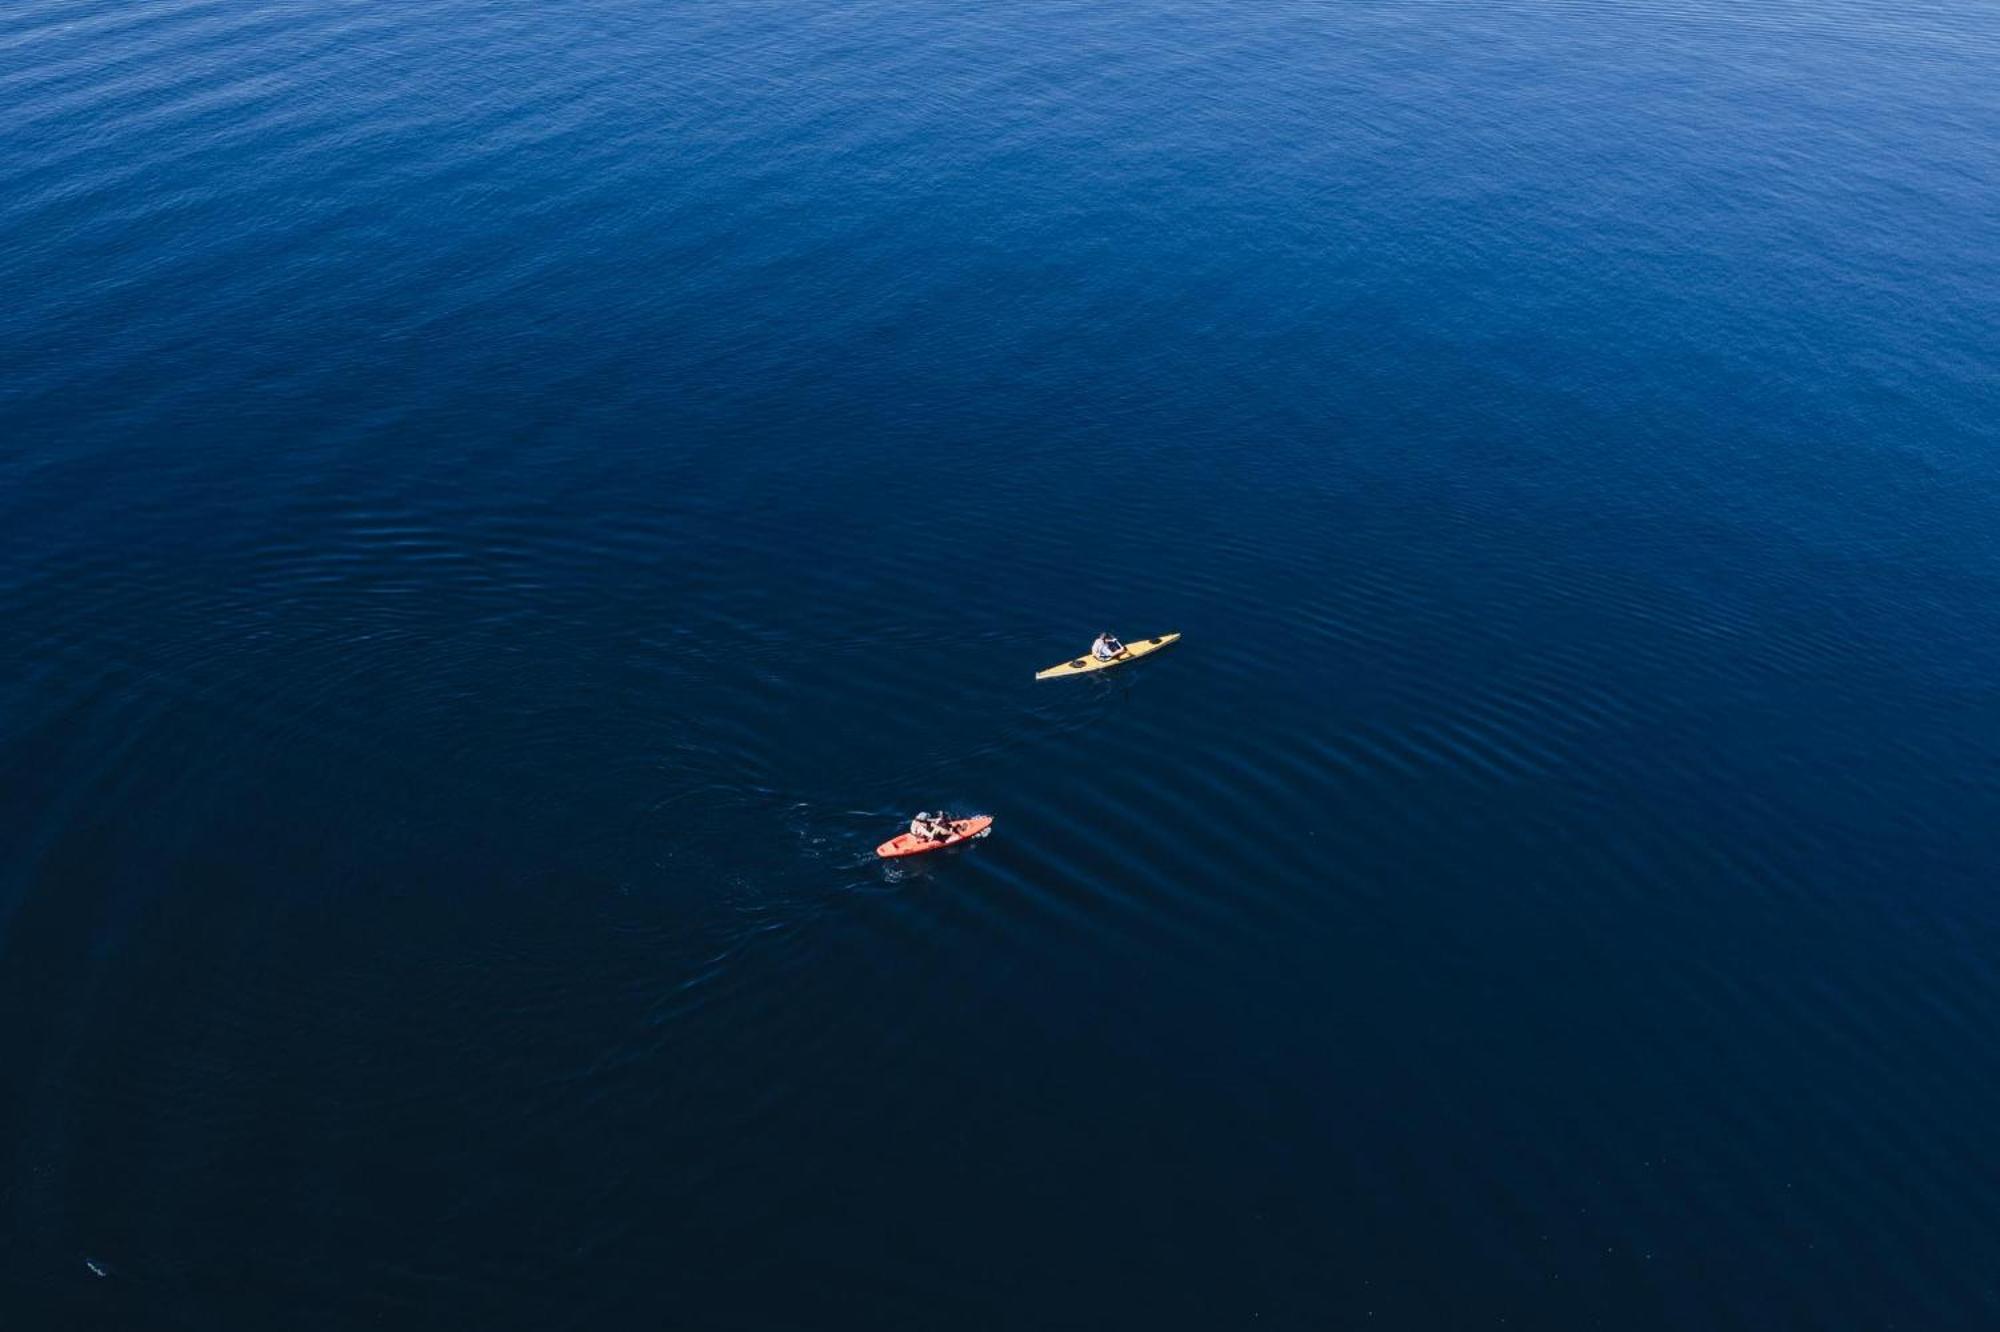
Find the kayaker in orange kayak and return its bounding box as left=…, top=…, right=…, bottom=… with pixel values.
left=1091, top=631, right=1126, bottom=661
left=909, top=810, right=956, bottom=842
left=879, top=813, right=994, bottom=859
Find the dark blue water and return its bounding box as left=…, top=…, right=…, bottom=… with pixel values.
left=5, top=0, right=1999, bottom=1326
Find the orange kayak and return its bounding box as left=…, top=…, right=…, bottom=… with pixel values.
left=877, top=815, right=994, bottom=859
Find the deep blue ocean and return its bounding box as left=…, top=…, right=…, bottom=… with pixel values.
left=4, top=0, right=1998, bottom=1326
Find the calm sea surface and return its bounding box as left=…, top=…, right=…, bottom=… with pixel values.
left=4, top=0, right=1998, bottom=1326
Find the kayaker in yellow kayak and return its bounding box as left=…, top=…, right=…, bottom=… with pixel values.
left=1035, top=631, right=1178, bottom=680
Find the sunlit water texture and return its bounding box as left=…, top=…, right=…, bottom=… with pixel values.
left=3, top=0, right=1998, bottom=1326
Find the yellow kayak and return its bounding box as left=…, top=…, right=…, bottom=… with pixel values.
left=1034, top=632, right=1180, bottom=680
